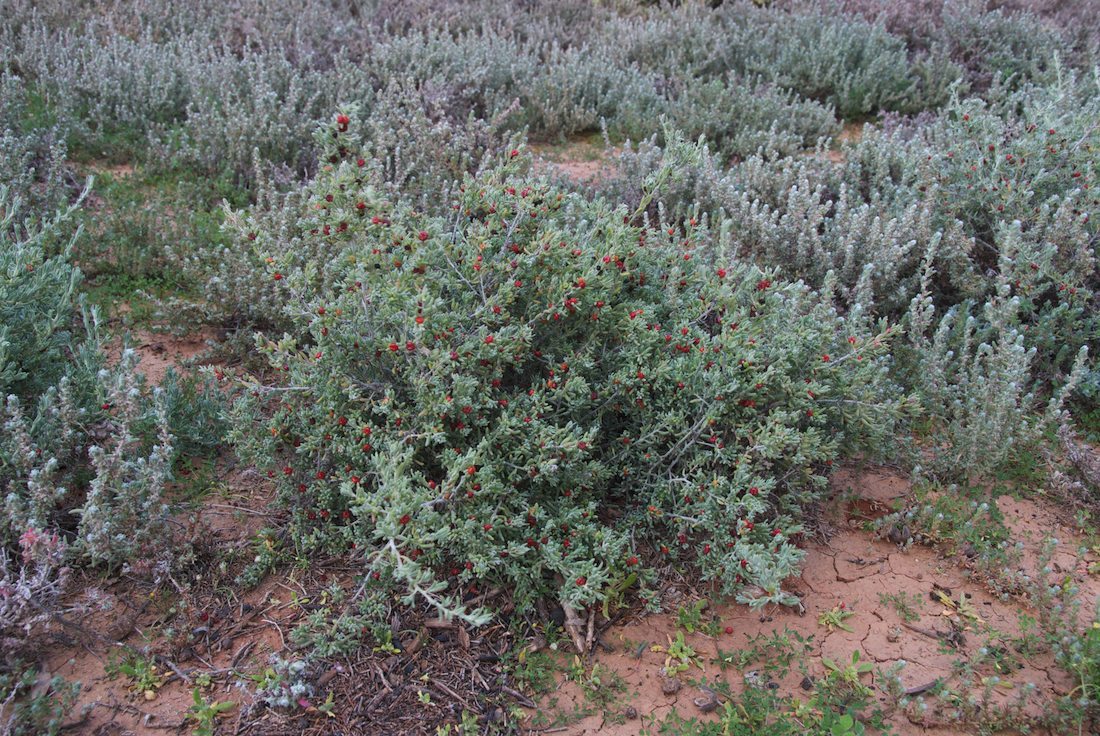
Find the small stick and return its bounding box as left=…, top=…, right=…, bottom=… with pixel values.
left=904, top=679, right=940, bottom=696
left=156, top=657, right=192, bottom=684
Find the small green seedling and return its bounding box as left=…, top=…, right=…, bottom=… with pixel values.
left=186, top=688, right=235, bottom=736
left=818, top=604, right=856, bottom=633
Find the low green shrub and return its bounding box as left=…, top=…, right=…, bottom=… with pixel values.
left=0, top=185, right=223, bottom=571
left=228, top=125, right=906, bottom=624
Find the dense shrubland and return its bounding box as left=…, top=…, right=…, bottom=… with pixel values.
left=0, top=0, right=1097, bottom=731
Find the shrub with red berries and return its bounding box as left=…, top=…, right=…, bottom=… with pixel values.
left=229, top=124, right=905, bottom=624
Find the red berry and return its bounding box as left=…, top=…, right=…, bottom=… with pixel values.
left=576, top=576, right=587, bottom=586
left=418, top=231, right=429, bottom=241
left=724, top=626, right=734, bottom=635
left=399, top=514, right=410, bottom=525
left=273, top=273, right=283, bottom=281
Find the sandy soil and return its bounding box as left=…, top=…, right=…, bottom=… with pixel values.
left=39, top=459, right=1099, bottom=736
left=527, top=466, right=1099, bottom=735
left=106, top=328, right=217, bottom=384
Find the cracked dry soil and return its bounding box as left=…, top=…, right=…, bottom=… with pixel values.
left=539, top=466, right=1100, bottom=735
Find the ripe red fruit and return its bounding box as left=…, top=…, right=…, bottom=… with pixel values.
left=749, top=486, right=759, bottom=496
left=576, top=576, right=587, bottom=586
left=336, top=114, right=350, bottom=126
left=418, top=231, right=429, bottom=241
left=756, top=278, right=771, bottom=290
left=357, top=158, right=366, bottom=167
left=273, top=273, right=283, bottom=281
left=627, top=556, right=638, bottom=566
left=388, top=342, right=399, bottom=352
left=415, top=315, right=425, bottom=324
left=484, top=335, right=494, bottom=345
left=725, top=626, right=734, bottom=635
left=717, top=268, right=726, bottom=278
